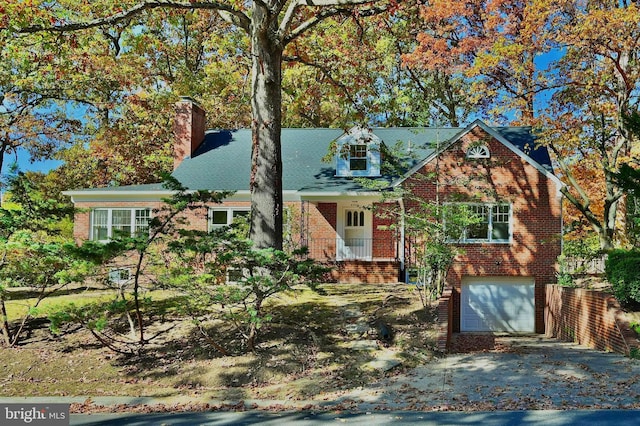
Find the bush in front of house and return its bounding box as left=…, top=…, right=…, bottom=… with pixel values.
left=605, top=249, right=640, bottom=308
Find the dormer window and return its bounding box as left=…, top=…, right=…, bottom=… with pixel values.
left=335, top=127, right=381, bottom=177
left=349, top=144, right=368, bottom=171
left=467, top=145, right=490, bottom=159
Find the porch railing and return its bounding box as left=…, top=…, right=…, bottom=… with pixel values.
left=562, top=255, right=607, bottom=275
left=304, top=238, right=399, bottom=261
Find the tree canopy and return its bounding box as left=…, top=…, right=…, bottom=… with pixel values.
left=3, top=0, right=404, bottom=250
left=1, top=0, right=639, bottom=250
left=406, top=0, right=640, bottom=249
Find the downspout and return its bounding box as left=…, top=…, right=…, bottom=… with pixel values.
left=399, top=197, right=406, bottom=281
left=560, top=194, right=564, bottom=256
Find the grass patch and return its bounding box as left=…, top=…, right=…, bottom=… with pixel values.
left=3, top=287, right=185, bottom=322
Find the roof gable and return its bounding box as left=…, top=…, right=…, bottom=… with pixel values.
left=393, top=120, right=560, bottom=189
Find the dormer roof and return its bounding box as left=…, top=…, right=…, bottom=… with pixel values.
left=334, top=126, right=382, bottom=178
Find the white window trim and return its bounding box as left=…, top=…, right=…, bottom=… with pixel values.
left=208, top=207, right=250, bottom=231
left=466, top=145, right=490, bottom=159
left=108, top=268, right=131, bottom=285
left=445, top=202, right=512, bottom=244
left=348, top=144, right=369, bottom=173
left=91, top=208, right=151, bottom=242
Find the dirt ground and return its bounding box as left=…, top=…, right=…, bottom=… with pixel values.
left=2, top=281, right=639, bottom=414
left=0, top=283, right=440, bottom=403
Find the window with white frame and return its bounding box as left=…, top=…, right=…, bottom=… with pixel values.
left=208, top=207, right=250, bottom=231
left=108, top=268, right=131, bottom=285
left=349, top=144, right=368, bottom=171
left=445, top=203, right=511, bottom=243
left=91, top=208, right=151, bottom=241
left=335, top=128, right=381, bottom=177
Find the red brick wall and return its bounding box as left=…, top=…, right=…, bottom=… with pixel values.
left=305, top=202, right=400, bottom=282
left=174, top=98, right=206, bottom=170
left=405, top=127, right=562, bottom=333
left=372, top=202, right=398, bottom=259
left=307, top=202, right=337, bottom=260
left=330, top=261, right=399, bottom=283
left=545, top=284, right=640, bottom=356
left=437, top=288, right=453, bottom=352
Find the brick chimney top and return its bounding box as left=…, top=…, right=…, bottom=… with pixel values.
left=173, top=97, right=206, bottom=170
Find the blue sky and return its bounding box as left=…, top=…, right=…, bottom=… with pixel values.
left=5, top=148, right=63, bottom=175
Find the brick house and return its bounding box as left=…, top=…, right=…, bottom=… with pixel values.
left=65, top=98, right=563, bottom=334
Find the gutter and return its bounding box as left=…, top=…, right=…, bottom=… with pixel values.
left=62, top=189, right=174, bottom=203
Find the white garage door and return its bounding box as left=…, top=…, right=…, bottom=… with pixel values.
left=461, top=277, right=535, bottom=332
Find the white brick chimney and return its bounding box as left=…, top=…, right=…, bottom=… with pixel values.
left=173, top=97, right=206, bottom=170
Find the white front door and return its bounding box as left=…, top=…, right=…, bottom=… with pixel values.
left=338, top=206, right=372, bottom=260
left=461, top=277, right=535, bottom=332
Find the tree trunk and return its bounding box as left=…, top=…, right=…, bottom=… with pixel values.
left=119, top=286, right=137, bottom=340
left=248, top=3, right=284, bottom=250
left=0, top=297, right=12, bottom=346
left=133, top=252, right=145, bottom=345
left=246, top=288, right=264, bottom=352
left=602, top=197, right=619, bottom=251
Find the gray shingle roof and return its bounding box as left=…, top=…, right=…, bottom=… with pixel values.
left=65, top=123, right=554, bottom=197
left=171, top=126, right=552, bottom=193
left=493, top=126, right=553, bottom=171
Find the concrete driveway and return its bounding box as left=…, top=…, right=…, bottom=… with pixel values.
left=334, top=335, right=640, bottom=411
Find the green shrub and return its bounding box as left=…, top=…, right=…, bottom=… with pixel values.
left=563, top=234, right=601, bottom=259
left=556, top=271, right=576, bottom=287
left=605, top=249, right=640, bottom=308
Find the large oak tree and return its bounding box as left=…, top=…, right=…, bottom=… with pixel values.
left=7, top=0, right=394, bottom=250
left=284, top=1, right=472, bottom=127
left=539, top=0, right=640, bottom=250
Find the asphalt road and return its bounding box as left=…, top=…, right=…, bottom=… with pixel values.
left=70, top=409, right=640, bottom=426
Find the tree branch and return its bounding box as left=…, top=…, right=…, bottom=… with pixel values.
left=549, top=144, right=592, bottom=210
left=283, top=1, right=391, bottom=45
left=15, top=1, right=251, bottom=34
left=284, top=54, right=364, bottom=115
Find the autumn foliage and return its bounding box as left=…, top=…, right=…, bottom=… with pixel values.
left=1, top=0, right=639, bottom=249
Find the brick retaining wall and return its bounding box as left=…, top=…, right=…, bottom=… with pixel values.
left=329, top=261, right=400, bottom=284
left=545, top=284, right=639, bottom=356
left=436, top=288, right=453, bottom=352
